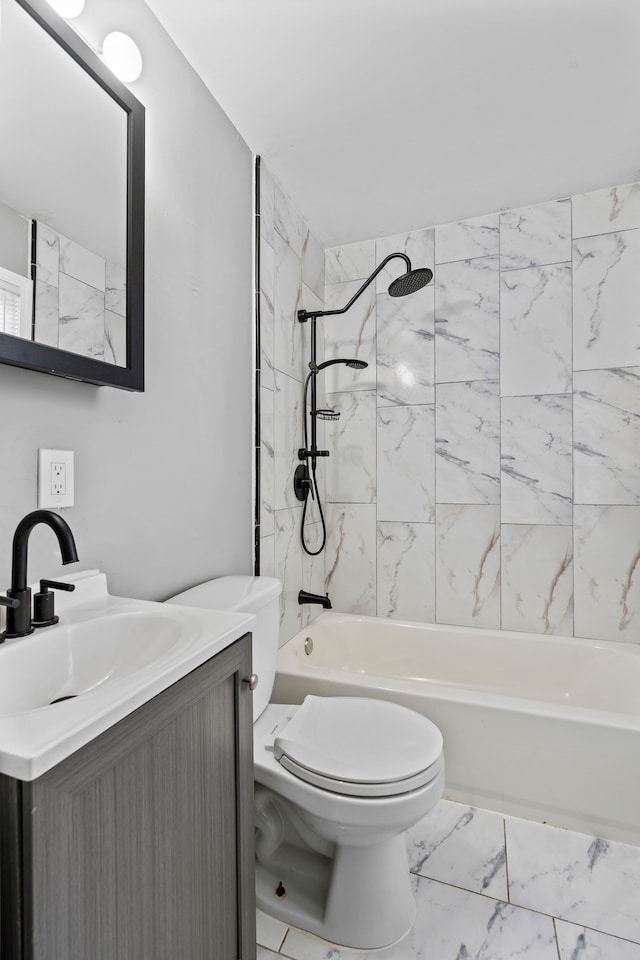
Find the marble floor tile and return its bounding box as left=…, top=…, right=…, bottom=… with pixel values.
left=406, top=800, right=508, bottom=900
left=506, top=817, right=640, bottom=943
left=257, top=948, right=281, bottom=960
left=257, top=909, right=288, bottom=952
left=279, top=875, right=557, bottom=960
left=555, top=921, right=640, bottom=959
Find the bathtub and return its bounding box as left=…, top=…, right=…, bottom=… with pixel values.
left=272, top=612, right=640, bottom=846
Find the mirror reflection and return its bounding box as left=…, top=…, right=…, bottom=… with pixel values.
left=0, top=0, right=128, bottom=366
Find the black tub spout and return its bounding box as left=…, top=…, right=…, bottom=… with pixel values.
left=298, top=589, right=332, bottom=609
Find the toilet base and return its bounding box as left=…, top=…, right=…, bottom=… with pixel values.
left=256, top=832, right=417, bottom=950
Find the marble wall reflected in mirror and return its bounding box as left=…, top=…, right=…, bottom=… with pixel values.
left=0, top=0, right=144, bottom=390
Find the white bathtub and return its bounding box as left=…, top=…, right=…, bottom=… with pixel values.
left=272, top=612, right=640, bottom=846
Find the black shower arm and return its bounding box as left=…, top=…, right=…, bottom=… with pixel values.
left=297, top=252, right=411, bottom=322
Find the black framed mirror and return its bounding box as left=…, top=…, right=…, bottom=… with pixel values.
left=0, top=0, right=145, bottom=390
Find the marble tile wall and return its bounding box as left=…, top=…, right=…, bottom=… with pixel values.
left=258, top=163, right=326, bottom=641
left=321, top=180, right=640, bottom=643
left=34, top=222, right=126, bottom=365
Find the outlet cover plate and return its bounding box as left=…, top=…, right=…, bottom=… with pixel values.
left=38, top=449, right=74, bottom=508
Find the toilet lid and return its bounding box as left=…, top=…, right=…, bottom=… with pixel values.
left=273, top=696, right=443, bottom=798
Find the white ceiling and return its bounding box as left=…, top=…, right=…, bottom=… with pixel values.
left=144, top=0, right=640, bottom=248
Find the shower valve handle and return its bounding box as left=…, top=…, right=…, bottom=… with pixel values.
left=298, top=448, right=330, bottom=460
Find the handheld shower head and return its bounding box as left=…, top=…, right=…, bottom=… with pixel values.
left=313, top=358, right=369, bottom=372
left=388, top=266, right=433, bottom=298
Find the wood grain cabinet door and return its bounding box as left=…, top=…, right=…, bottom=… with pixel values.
left=1, top=635, right=256, bottom=960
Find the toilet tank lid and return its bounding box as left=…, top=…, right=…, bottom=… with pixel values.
left=166, top=576, right=281, bottom=614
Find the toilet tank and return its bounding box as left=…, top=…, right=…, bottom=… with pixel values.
left=165, top=576, right=282, bottom=721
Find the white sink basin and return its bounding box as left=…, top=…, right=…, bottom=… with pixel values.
left=0, top=570, right=255, bottom=780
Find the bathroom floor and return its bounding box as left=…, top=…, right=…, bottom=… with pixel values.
left=255, top=798, right=640, bottom=959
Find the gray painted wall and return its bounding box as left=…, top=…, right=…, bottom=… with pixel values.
left=0, top=0, right=253, bottom=606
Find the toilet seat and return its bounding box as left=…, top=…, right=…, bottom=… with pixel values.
left=273, top=696, right=443, bottom=798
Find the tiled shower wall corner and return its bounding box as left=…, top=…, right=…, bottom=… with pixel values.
left=321, top=181, right=640, bottom=643
left=34, top=222, right=126, bottom=365
left=258, top=163, right=327, bottom=642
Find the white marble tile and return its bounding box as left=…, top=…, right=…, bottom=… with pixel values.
left=501, top=525, right=573, bottom=636
left=33, top=279, right=59, bottom=347
left=256, top=909, right=288, bottom=952
left=257, top=947, right=281, bottom=960
left=375, top=227, right=435, bottom=295
left=435, top=255, right=500, bottom=384
left=500, top=263, right=572, bottom=396
left=260, top=536, right=276, bottom=581
left=377, top=404, right=435, bottom=522
left=573, top=181, right=640, bottom=239
left=325, top=239, right=376, bottom=285
left=274, top=507, right=303, bottom=643
left=301, top=528, right=326, bottom=626
left=301, top=228, right=324, bottom=300
left=435, top=380, right=500, bottom=505
left=104, top=310, right=126, bottom=366
left=406, top=799, right=507, bottom=900
left=273, top=233, right=303, bottom=381
left=260, top=238, right=275, bottom=390
left=436, top=504, right=501, bottom=628
left=58, top=274, right=105, bottom=359
left=377, top=284, right=435, bottom=406
left=273, top=371, right=303, bottom=511
left=280, top=874, right=557, bottom=960
left=321, top=279, right=376, bottom=393
left=59, top=236, right=106, bottom=291
left=324, top=391, right=376, bottom=503
left=500, top=199, right=571, bottom=270
left=501, top=394, right=573, bottom=524
left=506, top=817, right=640, bottom=943
left=573, top=229, right=640, bottom=371
left=435, top=213, right=500, bottom=264
left=274, top=182, right=303, bottom=258
left=574, top=368, right=640, bottom=505
left=35, top=222, right=59, bottom=287
left=259, top=162, right=275, bottom=246
left=376, top=521, right=435, bottom=622
left=260, top=386, right=275, bottom=536
left=556, top=921, right=640, bottom=959
left=573, top=505, right=640, bottom=642
left=105, top=262, right=126, bottom=317
left=324, top=504, right=376, bottom=615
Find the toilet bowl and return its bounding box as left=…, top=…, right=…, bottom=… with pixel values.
left=166, top=576, right=445, bottom=949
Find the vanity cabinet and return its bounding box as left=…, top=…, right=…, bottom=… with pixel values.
left=0, top=634, right=256, bottom=960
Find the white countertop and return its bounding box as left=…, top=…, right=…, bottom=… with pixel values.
left=0, top=570, right=254, bottom=780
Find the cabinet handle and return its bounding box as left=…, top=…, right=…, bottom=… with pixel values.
left=243, top=674, right=259, bottom=691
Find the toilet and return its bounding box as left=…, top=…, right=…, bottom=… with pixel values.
left=166, top=576, right=444, bottom=950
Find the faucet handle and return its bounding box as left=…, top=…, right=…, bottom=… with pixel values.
left=0, top=594, right=20, bottom=609
left=39, top=579, right=76, bottom=593
left=32, top=579, right=75, bottom=628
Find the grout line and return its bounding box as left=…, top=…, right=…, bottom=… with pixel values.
left=552, top=918, right=562, bottom=960
left=503, top=815, right=511, bottom=903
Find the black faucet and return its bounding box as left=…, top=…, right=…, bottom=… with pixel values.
left=298, top=589, right=332, bottom=609
left=2, top=510, right=78, bottom=641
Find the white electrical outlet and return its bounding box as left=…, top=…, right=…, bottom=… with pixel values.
left=38, top=449, right=74, bottom=508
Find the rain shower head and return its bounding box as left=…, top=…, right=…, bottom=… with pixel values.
left=388, top=266, right=433, bottom=298
left=298, top=252, right=432, bottom=322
